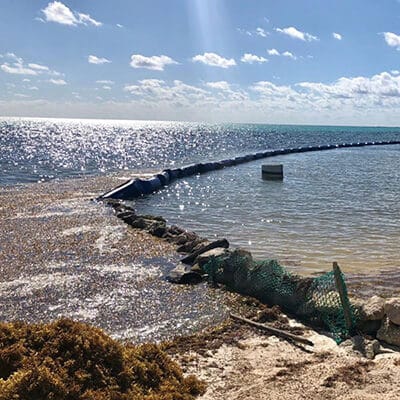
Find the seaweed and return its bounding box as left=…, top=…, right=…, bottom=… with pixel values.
left=0, top=318, right=205, bottom=400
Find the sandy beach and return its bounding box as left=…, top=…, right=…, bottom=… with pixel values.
left=1, top=174, right=400, bottom=399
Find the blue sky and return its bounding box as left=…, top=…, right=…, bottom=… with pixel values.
left=1, top=0, right=400, bottom=125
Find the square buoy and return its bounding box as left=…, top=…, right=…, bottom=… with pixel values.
left=262, top=164, right=283, bottom=180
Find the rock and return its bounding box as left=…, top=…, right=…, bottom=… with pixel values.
left=141, top=214, right=166, bottom=223
left=191, top=240, right=210, bottom=253
left=357, top=296, right=385, bottom=321
left=353, top=296, right=385, bottom=335
left=339, top=336, right=381, bottom=359
left=384, top=298, right=400, bottom=326
left=176, top=238, right=206, bottom=253
left=190, top=263, right=203, bottom=274
left=147, top=221, right=167, bottom=238
left=166, top=225, right=186, bottom=236
left=129, top=218, right=151, bottom=230
left=180, top=239, right=229, bottom=265
left=167, top=231, right=199, bottom=245
left=116, top=210, right=136, bottom=220
left=194, top=248, right=230, bottom=268
left=166, top=263, right=203, bottom=284
left=377, top=316, right=400, bottom=347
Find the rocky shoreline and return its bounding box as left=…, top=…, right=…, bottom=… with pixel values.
left=103, top=198, right=400, bottom=351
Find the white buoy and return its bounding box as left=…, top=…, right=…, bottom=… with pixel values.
left=262, top=164, right=283, bottom=180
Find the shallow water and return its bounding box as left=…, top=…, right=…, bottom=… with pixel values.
left=134, top=145, right=400, bottom=274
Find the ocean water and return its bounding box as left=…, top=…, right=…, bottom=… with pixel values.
left=134, top=144, right=400, bottom=273
left=1, top=117, right=400, bottom=274
left=2, top=117, right=400, bottom=185
left=1, top=117, right=400, bottom=340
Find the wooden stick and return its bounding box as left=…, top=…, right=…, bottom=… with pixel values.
left=230, top=313, right=314, bottom=347
left=332, top=262, right=353, bottom=332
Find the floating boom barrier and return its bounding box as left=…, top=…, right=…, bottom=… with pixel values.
left=99, top=140, right=400, bottom=200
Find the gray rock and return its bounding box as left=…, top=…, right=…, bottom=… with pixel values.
left=167, top=231, right=199, bottom=245
left=358, top=296, right=385, bottom=321
left=129, top=217, right=151, bottom=229
left=166, top=263, right=203, bottom=285
left=167, top=225, right=186, bottom=236
left=147, top=221, right=167, bottom=238
left=339, top=335, right=381, bottom=359
left=195, top=248, right=230, bottom=267
left=176, top=238, right=206, bottom=253
left=377, top=316, right=400, bottom=347
left=190, top=263, right=205, bottom=276
left=384, top=298, right=400, bottom=326
left=180, top=238, right=229, bottom=265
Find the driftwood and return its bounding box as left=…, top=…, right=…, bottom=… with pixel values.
left=230, top=313, right=314, bottom=347
left=180, top=239, right=229, bottom=265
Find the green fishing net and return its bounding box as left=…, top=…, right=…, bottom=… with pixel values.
left=203, top=253, right=357, bottom=343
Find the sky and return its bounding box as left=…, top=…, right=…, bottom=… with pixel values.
left=1, top=0, right=400, bottom=125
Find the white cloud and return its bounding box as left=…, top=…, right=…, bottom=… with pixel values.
left=42, top=1, right=76, bottom=25
left=251, top=81, right=296, bottom=97
left=130, top=54, right=178, bottom=71
left=267, top=49, right=296, bottom=60
left=237, top=28, right=253, bottom=36
left=333, top=32, right=342, bottom=40
left=276, top=26, right=318, bottom=41
left=96, top=80, right=114, bottom=84
left=297, top=71, right=400, bottom=98
left=88, top=55, right=111, bottom=64
left=15, top=93, right=30, bottom=98
left=5, top=71, right=400, bottom=125
left=192, top=52, right=236, bottom=68
left=383, top=32, right=400, bottom=49
left=238, top=27, right=269, bottom=37
left=0, top=54, right=63, bottom=77
left=6, top=53, right=23, bottom=63
left=77, top=13, right=102, bottom=27
left=241, top=53, right=268, bottom=64
left=205, top=81, right=231, bottom=91
left=124, top=79, right=210, bottom=102
left=267, top=48, right=280, bottom=56
left=42, top=1, right=102, bottom=27
left=102, top=86, right=112, bottom=90
left=22, top=78, right=30, bottom=82
left=116, top=24, right=123, bottom=28
left=1, top=63, right=38, bottom=75
left=49, top=78, right=67, bottom=85
left=282, top=51, right=296, bottom=60
left=29, top=86, right=39, bottom=90
left=256, top=27, right=267, bottom=37
left=28, top=63, right=50, bottom=71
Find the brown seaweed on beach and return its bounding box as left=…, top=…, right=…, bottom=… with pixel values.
left=0, top=318, right=205, bottom=400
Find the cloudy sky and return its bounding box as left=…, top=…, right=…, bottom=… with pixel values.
left=1, top=0, right=400, bottom=125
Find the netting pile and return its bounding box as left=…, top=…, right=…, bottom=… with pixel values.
left=203, top=251, right=357, bottom=342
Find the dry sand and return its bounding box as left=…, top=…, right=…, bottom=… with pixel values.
left=178, top=325, right=400, bottom=400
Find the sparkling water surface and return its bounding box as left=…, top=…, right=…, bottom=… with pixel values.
left=134, top=145, right=400, bottom=273
left=2, top=117, right=400, bottom=185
